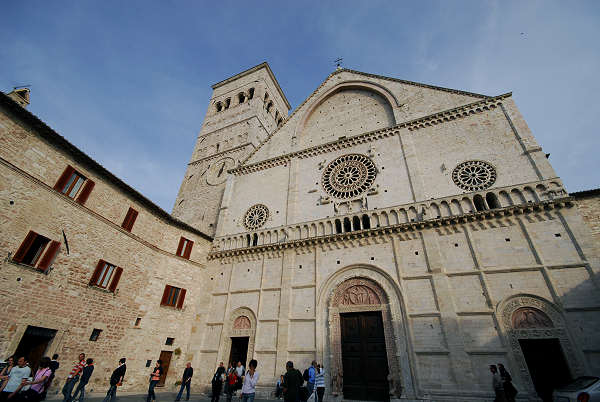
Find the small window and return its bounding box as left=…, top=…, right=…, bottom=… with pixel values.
left=248, top=88, right=254, bottom=100
left=89, top=329, right=102, bottom=342
left=224, top=98, right=231, bottom=109
left=277, top=118, right=283, bottom=127
left=12, top=231, right=61, bottom=272
left=165, top=337, right=175, bottom=346
left=215, top=102, right=223, bottom=112
left=176, top=237, right=194, bottom=259
left=53, top=165, right=95, bottom=205
left=121, top=207, right=138, bottom=232
left=266, top=101, right=273, bottom=113
left=161, top=285, right=187, bottom=309
left=238, top=93, right=245, bottom=104
left=146, top=360, right=152, bottom=367
left=135, top=317, right=141, bottom=327
left=89, top=260, right=123, bottom=292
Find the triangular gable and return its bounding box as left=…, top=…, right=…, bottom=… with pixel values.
left=243, top=69, right=491, bottom=166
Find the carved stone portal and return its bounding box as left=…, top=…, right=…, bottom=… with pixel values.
left=233, top=315, right=251, bottom=329
left=340, top=285, right=381, bottom=306
left=512, top=307, right=553, bottom=329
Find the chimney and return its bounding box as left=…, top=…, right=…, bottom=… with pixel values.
left=7, top=87, right=30, bottom=108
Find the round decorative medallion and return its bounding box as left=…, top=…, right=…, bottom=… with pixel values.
left=451, top=160, right=497, bottom=191
left=322, top=154, right=377, bottom=199
left=243, top=204, right=269, bottom=230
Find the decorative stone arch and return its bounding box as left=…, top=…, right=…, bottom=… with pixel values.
left=497, top=294, right=585, bottom=395
left=294, top=81, right=400, bottom=141
left=221, top=307, right=257, bottom=366
left=316, top=264, right=416, bottom=399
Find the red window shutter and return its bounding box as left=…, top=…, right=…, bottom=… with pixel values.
left=176, top=289, right=187, bottom=309
left=76, top=179, right=95, bottom=205
left=160, top=285, right=171, bottom=306
left=89, top=260, right=105, bottom=286
left=37, top=240, right=61, bottom=272
left=13, top=231, right=37, bottom=263
left=54, top=166, right=75, bottom=192
left=108, top=267, right=123, bottom=292
left=183, top=240, right=194, bottom=259
left=122, top=208, right=138, bottom=232
left=176, top=238, right=185, bottom=256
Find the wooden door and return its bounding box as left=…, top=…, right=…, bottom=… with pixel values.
left=157, top=351, right=173, bottom=387
left=341, top=311, right=389, bottom=401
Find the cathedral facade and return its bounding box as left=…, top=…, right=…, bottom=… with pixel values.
left=1, top=63, right=599, bottom=402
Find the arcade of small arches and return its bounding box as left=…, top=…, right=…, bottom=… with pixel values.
left=213, top=178, right=567, bottom=252
left=214, top=88, right=284, bottom=127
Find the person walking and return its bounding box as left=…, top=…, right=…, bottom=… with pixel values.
left=234, top=362, right=244, bottom=392
left=209, top=362, right=224, bottom=402
left=282, top=361, right=303, bottom=402
left=62, top=354, right=85, bottom=402
left=1, top=357, right=31, bottom=401
left=146, top=360, right=162, bottom=402
left=102, top=358, right=126, bottom=402
left=305, top=362, right=316, bottom=400
left=175, top=363, right=194, bottom=402
left=70, top=359, right=94, bottom=402
left=314, top=365, right=325, bottom=402
left=11, top=356, right=52, bottom=402
left=498, top=364, right=517, bottom=402
left=240, top=359, right=258, bottom=402
left=490, top=365, right=507, bottom=402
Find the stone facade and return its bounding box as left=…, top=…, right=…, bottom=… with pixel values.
left=2, top=63, right=600, bottom=402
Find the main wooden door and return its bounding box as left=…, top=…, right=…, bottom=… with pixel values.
left=157, top=351, right=172, bottom=387
left=341, top=311, right=389, bottom=401
left=228, top=337, right=249, bottom=367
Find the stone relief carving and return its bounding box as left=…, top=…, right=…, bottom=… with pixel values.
left=340, top=285, right=381, bottom=306
left=233, top=315, right=251, bottom=329
left=512, top=307, right=553, bottom=329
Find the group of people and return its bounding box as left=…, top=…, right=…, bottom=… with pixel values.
left=0, top=354, right=60, bottom=402
left=490, top=363, right=518, bottom=402
left=210, top=359, right=325, bottom=402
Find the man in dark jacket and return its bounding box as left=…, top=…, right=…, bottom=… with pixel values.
left=175, top=362, right=194, bottom=401
left=283, top=361, right=304, bottom=402
left=209, top=362, right=225, bottom=402
left=102, top=358, right=126, bottom=402
left=70, top=358, right=94, bottom=402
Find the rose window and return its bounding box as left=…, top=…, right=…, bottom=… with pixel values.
left=243, top=204, right=269, bottom=230
left=452, top=160, right=497, bottom=191
left=322, top=154, right=377, bottom=199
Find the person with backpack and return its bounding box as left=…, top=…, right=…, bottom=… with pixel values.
left=282, top=361, right=303, bottom=402
left=40, top=355, right=59, bottom=401
left=303, top=362, right=316, bottom=400
left=69, top=359, right=93, bottom=402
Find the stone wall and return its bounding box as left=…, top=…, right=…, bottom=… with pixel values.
left=572, top=190, right=600, bottom=241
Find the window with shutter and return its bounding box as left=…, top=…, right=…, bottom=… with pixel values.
left=176, top=237, right=193, bottom=259
left=89, top=260, right=122, bottom=292
left=160, top=285, right=186, bottom=309
left=12, top=231, right=61, bottom=272
left=121, top=207, right=139, bottom=232
left=54, top=165, right=95, bottom=204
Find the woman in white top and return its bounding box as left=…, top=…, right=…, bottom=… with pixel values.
left=240, top=359, right=259, bottom=402
left=314, top=364, right=325, bottom=402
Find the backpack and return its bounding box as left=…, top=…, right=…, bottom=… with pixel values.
left=303, top=368, right=309, bottom=382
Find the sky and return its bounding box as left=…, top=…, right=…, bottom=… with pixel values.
left=1, top=1, right=599, bottom=212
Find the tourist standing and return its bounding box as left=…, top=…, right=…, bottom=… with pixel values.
left=498, top=364, right=517, bottom=402
left=0, top=356, right=31, bottom=400
left=275, top=375, right=284, bottom=399
left=62, top=354, right=85, bottom=402
left=146, top=360, right=162, bottom=402
left=224, top=363, right=237, bottom=402
left=306, top=361, right=316, bottom=399
left=12, top=356, right=52, bottom=402
left=102, top=358, right=126, bottom=402
left=209, top=362, right=224, bottom=402
left=70, top=359, right=94, bottom=402
left=175, top=363, right=194, bottom=402
left=314, top=365, right=325, bottom=402
left=282, top=361, right=303, bottom=402
left=240, top=360, right=258, bottom=402
left=490, top=365, right=507, bottom=402
left=0, top=357, right=15, bottom=392
left=41, top=354, right=59, bottom=400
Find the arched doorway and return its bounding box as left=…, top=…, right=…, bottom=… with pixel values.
left=221, top=307, right=256, bottom=369
left=318, top=267, right=415, bottom=401
left=498, top=295, right=584, bottom=401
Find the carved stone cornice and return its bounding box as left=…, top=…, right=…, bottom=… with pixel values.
left=230, top=93, right=511, bottom=176
left=207, top=197, right=573, bottom=260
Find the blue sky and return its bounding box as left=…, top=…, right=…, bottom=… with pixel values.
left=2, top=1, right=599, bottom=212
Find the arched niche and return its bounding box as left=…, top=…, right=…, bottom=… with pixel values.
left=295, top=82, right=398, bottom=148
left=497, top=294, right=584, bottom=396
left=221, top=307, right=257, bottom=367
left=316, top=265, right=416, bottom=399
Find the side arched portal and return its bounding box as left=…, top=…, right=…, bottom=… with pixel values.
left=221, top=307, right=257, bottom=368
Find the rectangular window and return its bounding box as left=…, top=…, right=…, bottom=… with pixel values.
left=121, top=207, right=138, bottom=232
left=176, top=237, right=194, bottom=259
left=160, top=285, right=187, bottom=309
left=165, top=337, right=174, bottom=346
left=13, top=231, right=61, bottom=272
left=54, top=165, right=96, bottom=205
left=89, top=260, right=123, bottom=292
left=89, top=329, right=102, bottom=341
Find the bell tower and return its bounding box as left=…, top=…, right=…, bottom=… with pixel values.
left=172, top=62, right=290, bottom=236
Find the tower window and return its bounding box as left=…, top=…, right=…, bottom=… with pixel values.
left=238, top=92, right=245, bottom=104
left=216, top=102, right=223, bottom=112
left=224, top=98, right=231, bottom=109
left=248, top=88, right=254, bottom=99
left=266, top=101, right=273, bottom=113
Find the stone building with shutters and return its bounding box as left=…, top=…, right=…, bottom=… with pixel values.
left=176, top=63, right=600, bottom=401
left=0, top=88, right=212, bottom=393
left=1, top=62, right=600, bottom=402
